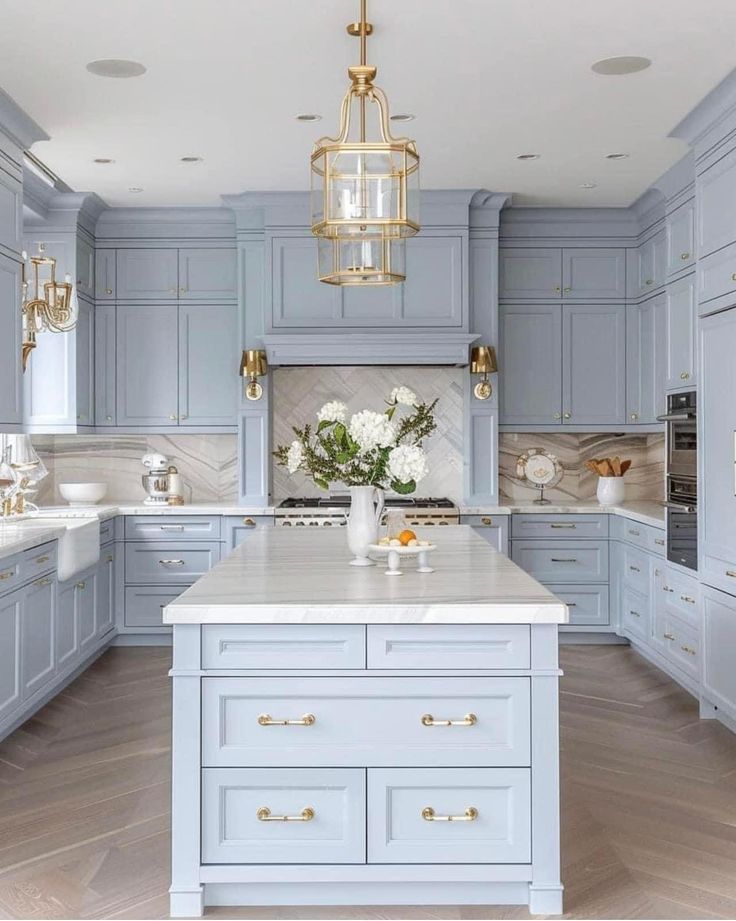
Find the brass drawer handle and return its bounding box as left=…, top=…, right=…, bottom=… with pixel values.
left=159, top=524, right=184, bottom=531
left=663, top=632, right=676, bottom=641
left=663, top=585, right=674, bottom=593
left=566, top=602, right=577, bottom=607
left=159, top=559, right=185, bottom=565
left=257, top=713, right=316, bottom=726
left=0, top=570, right=14, bottom=581
left=551, top=557, right=577, bottom=563
left=629, top=610, right=641, bottom=618
left=654, top=538, right=665, bottom=546
left=107, top=554, right=114, bottom=563
left=243, top=517, right=256, bottom=527
left=731, top=273, right=736, bottom=282
left=681, top=645, right=697, bottom=656
left=550, top=523, right=576, bottom=529
left=726, top=570, right=736, bottom=578
left=257, top=807, right=314, bottom=822
left=629, top=565, right=641, bottom=573
left=34, top=577, right=52, bottom=587
left=76, top=580, right=86, bottom=590
left=35, top=555, right=50, bottom=564
left=680, top=595, right=696, bottom=604
left=628, top=528, right=640, bottom=536
left=422, top=713, right=477, bottom=727
left=480, top=517, right=492, bottom=526
left=422, top=806, right=478, bottom=822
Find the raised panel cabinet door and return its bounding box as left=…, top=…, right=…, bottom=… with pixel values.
left=697, top=145, right=736, bottom=259
left=666, top=199, right=695, bottom=274
left=626, top=296, right=666, bottom=423
left=76, top=572, right=97, bottom=652
left=499, top=248, right=561, bottom=299
left=561, top=248, right=626, bottom=299
left=499, top=304, right=562, bottom=425
left=342, top=282, right=400, bottom=323
left=116, top=305, right=179, bottom=425
left=116, top=248, right=178, bottom=299
left=702, top=586, right=736, bottom=717
left=178, top=304, right=238, bottom=425
left=223, top=515, right=274, bottom=550
left=56, top=579, right=78, bottom=670
left=665, top=273, right=696, bottom=390
left=637, top=232, right=665, bottom=294
left=562, top=304, right=626, bottom=425
left=178, top=248, right=237, bottom=300
left=21, top=576, right=56, bottom=700
left=0, top=165, right=22, bottom=255
left=0, top=588, right=22, bottom=725
left=699, top=310, right=736, bottom=594
left=96, top=547, right=115, bottom=637
left=271, top=236, right=341, bottom=327
left=401, top=236, right=464, bottom=326
left=75, top=234, right=95, bottom=299
left=95, top=248, right=116, bottom=299
left=0, top=252, right=22, bottom=426
left=94, top=304, right=116, bottom=425
left=75, top=300, right=94, bottom=425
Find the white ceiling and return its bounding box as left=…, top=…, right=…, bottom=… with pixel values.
left=1, top=0, right=735, bottom=208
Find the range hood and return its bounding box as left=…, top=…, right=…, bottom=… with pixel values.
left=261, top=332, right=479, bottom=367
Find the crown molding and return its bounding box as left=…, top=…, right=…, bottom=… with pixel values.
left=0, top=88, right=48, bottom=151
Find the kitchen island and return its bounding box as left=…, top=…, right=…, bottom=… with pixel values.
left=164, top=526, right=567, bottom=917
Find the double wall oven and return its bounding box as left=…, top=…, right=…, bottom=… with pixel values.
left=658, top=391, right=697, bottom=571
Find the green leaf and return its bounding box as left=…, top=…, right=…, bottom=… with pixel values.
left=386, top=406, right=396, bottom=420
left=317, top=420, right=334, bottom=433
left=390, top=478, right=417, bottom=495
left=334, top=422, right=346, bottom=444
left=314, top=477, right=330, bottom=490
left=336, top=452, right=351, bottom=464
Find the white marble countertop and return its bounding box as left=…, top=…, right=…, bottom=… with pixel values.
left=0, top=520, right=66, bottom=562
left=31, top=503, right=275, bottom=518
left=163, top=526, right=569, bottom=625
left=460, top=500, right=665, bottom=528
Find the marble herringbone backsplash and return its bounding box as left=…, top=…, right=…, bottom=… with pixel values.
left=272, top=366, right=465, bottom=502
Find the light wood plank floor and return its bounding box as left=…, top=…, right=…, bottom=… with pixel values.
left=0, top=645, right=735, bottom=920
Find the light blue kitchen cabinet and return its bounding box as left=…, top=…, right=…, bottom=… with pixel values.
left=561, top=248, right=626, bottom=299
left=499, top=304, right=563, bottom=425
left=96, top=546, right=116, bottom=638
left=664, top=273, right=696, bottom=390
left=178, top=304, right=238, bottom=425
left=699, top=309, right=736, bottom=596
left=116, top=304, right=179, bottom=425
left=666, top=199, right=695, bottom=275
left=116, top=248, right=179, bottom=299
left=697, top=144, right=736, bottom=259
left=701, top=586, right=736, bottom=723
left=271, top=236, right=341, bottom=327
left=94, top=303, right=116, bottom=425
left=21, top=574, right=56, bottom=700
left=0, top=163, right=22, bottom=255
left=56, top=579, right=78, bottom=670
left=0, top=252, right=22, bottom=427
left=95, top=248, right=116, bottom=300
left=499, top=248, right=561, bottom=299
left=76, top=571, right=98, bottom=653
left=637, top=229, right=666, bottom=295
left=223, top=515, right=273, bottom=551
left=0, top=587, right=22, bottom=724
left=626, top=296, right=665, bottom=423
left=178, top=248, right=237, bottom=300
left=75, top=300, right=95, bottom=425
left=75, top=234, right=95, bottom=300
left=696, top=241, right=736, bottom=316
left=400, top=235, right=463, bottom=326
left=562, top=304, right=626, bottom=426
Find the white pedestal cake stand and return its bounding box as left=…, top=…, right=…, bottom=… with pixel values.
left=368, top=543, right=437, bottom=576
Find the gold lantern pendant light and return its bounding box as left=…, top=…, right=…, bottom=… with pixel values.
left=20, top=247, right=77, bottom=371
left=311, top=0, right=420, bottom=286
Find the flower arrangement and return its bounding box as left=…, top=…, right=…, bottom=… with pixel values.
left=274, top=386, right=438, bottom=494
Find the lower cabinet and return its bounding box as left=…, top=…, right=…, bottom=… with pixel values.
left=223, top=515, right=273, bottom=551
left=21, top=575, right=56, bottom=700
left=56, top=579, right=78, bottom=669
left=460, top=515, right=509, bottom=555
left=701, top=586, right=736, bottom=722
left=0, top=588, right=22, bottom=723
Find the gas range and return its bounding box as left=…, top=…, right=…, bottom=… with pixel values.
left=276, top=496, right=459, bottom=528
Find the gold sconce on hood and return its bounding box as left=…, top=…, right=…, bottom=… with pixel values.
left=470, top=345, right=497, bottom=400
left=240, top=349, right=268, bottom=401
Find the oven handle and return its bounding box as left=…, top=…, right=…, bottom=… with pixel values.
left=665, top=501, right=697, bottom=513
left=656, top=412, right=696, bottom=422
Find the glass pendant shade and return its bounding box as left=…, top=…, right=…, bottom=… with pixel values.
left=317, top=233, right=406, bottom=286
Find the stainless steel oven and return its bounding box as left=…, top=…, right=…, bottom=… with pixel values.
left=658, top=391, right=697, bottom=571
left=658, top=391, right=697, bottom=479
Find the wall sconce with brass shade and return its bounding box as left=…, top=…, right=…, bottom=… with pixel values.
left=20, top=245, right=77, bottom=372
left=470, top=345, right=497, bottom=400
left=310, top=0, right=420, bottom=286
left=240, top=349, right=268, bottom=401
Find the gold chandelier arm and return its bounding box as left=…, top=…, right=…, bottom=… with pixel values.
left=368, top=85, right=418, bottom=152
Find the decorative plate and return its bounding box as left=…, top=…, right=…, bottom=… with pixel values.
left=516, top=448, right=563, bottom=489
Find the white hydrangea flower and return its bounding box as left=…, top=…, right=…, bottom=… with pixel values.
left=389, top=385, right=418, bottom=407
left=348, top=410, right=397, bottom=453
left=286, top=440, right=304, bottom=474
left=387, top=444, right=429, bottom=485
left=317, top=400, right=347, bottom=424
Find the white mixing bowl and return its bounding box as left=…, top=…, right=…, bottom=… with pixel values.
left=59, top=482, right=108, bottom=506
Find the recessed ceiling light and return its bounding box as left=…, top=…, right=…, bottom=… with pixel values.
left=294, top=113, right=322, bottom=122
left=517, top=154, right=540, bottom=161
left=93, top=158, right=115, bottom=164
left=605, top=153, right=629, bottom=160
left=180, top=156, right=203, bottom=163
left=86, top=59, right=147, bottom=78
left=128, top=187, right=144, bottom=193
left=390, top=114, right=416, bottom=122
left=591, top=56, right=651, bottom=75
left=580, top=182, right=597, bottom=189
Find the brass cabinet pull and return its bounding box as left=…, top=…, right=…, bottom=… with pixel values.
left=160, top=524, right=184, bottom=531
left=0, top=570, right=14, bottom=581
left=655, top=538, right=665, bottom=546
left=680, top=371, right=690, bottom=380
left=257, top=713, right=316, bottom=726
left=680, top=252, right=690, bottom=260
left=422, top=806, right=478, bottom=822
left=726, top=570, right=736, bottom=578
left=663, top=585, right=674, bottom=593
left=554, top=286, right=561, bottom=292
left=257, top=806, right=314, bottom=822
left=550, top=523, right=576, bottom=529
left=629, top=610, right=641, bottom=618
left=243, top=517, right=256, bottom=527
left=35, top=555, right=50, bottom=564
left=680, top=595, right=696, bottom=604
left=566, top=602, right=577, bottom=607
left=480, top=516, right=492, bottom=525
left=551, top=557, right=577, bottom=563
left=731, top=273, right=736, bottom=282
left=630, top=412, right=639, bottom=420
left=564, top=286, right=571, bottom=293
left=629, top=565, right=641, bottom=573
left=169, top=414, right=178, bottom=421
left=421, top=713, right=477, bottom=727
left=645, top=278, right=654, bottom=285
left=563, top=412, right=572, bottom=420
left=681, top=645, right=697, bottom=656
left=159, top=559, right=185, bottom=565
left=76, top=580, right=86, bottom=590
left=553, top=412, right=562, bottom=420
left=34, top=577, right=52, bottom=587
left=663, top=632, right=676, bottom=641
left=106, top=554, right=114, bottom=563
left=628, top=528, right=640, bottom=536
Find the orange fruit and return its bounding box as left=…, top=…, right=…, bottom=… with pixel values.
left=398, top=529, right=417, bottom=546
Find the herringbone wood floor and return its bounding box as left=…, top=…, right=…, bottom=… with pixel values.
left=0, top=646, right=735, bottom=920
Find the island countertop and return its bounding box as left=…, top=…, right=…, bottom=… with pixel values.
left=163, top=525, right=568, bottom=625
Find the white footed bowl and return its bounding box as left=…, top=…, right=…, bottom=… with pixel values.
left=59, top=482, right=108, bottom=506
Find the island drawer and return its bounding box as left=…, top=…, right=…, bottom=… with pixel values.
left=19, top=541, right=58, bottom=581
left=125, top=585, right=186, bottom=628
left=366, top=625, right=529, bottom=670
left=124, top=541, right=220, bottom=584
left=367, top=767, right=531, bottom=864
left=124, top=515, right=221, bottom=541
left=511, top=514, right=608, bottom=539
left=201, top=767, right=365, bottom=864
left=202, top=676, right=530, bottom=768
left=0, top=554, right=21, bottom=596
left=511, top=540, right=608, bottom=583
left=551, top=584, right=609, bottom=627
left=202, top=625, right=366, bottom=669
left=611, top=516, right=665, bottom=554
left=620, top=545, right=650, bottom=596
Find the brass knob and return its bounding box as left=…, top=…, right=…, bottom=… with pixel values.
left=645, top=279, right=654, bottom=285
left=564, top=412, right=571, bottom=419
left=179, top=287, right=186, bottom=294
left=553, top=412, right=562, bottom=420
left=630, top=412, right=639, bottom=420
left=731, top=273, right=736, bottom=282
left=106, top=415, right=112, bottom=421
left=680, top=371, right=690, bottom=380
left=76, top=581, right=86, bottom=590
left=680, top=252, right=690, bottom=260
left=563, top=286, right=571, bottom=292
left=481, top=517, right=492, bottom=526
left=663, top=632, right=675, bottom=641
left=243, top=517, right=256, bottom=527
left=106, top=287, right=113, bottom=295
left=169, top=414, right=178, bottom=421
left=554, top=286, right=561, bottom=292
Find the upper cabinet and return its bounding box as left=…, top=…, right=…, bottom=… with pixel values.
left=499, top=247, right=626, bottom=300
left=179, top=248, right=237, bottom=300
left=75, top=234, right=95, bottom=300
left=0, top=252, right=22, bottom=427
left=666, top=199, right=695, bottom=275
left=0, top=162, right=22, bottom=256
left=636, top=229, right=666, bottom=296
left=626, top=296, right=666, bottom=423
left=269, top=234, right=463, bottom=329
left=116, top=304, right=179, bottom=425
left=178, top=304, right=238, bottom=425
left=664, top=273, right=697, bottom=390
left=499, top=304, right=563, bottom=425
left=562, top=304, right=626, bottom=426
left=95, top=249, right=116, bottom=300
left=113, top=247, right=237, bottom=301
left=116, top=248, right=179, bottom=299
left=697, top=144, right=736, bottom=259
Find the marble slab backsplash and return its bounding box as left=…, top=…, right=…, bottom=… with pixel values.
left=272, top=366, right=464, bottom=503
left=30, top=435, right=238, bottom=505
left=499, top=432, right=665, bottom=502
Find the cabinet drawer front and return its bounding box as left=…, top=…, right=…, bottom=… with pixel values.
left=700, top=551, right=736, bottom=598
left=124, top=542, right=220, bottom=584
left=511, top=540, right=608, bottom=583
left=460, top=516, right=509, bottom=554
left=660, top=614, right=699, bottom=679
left=202, top=677, right=530, bottom=768
left=202, top=768, right=365, bottom=864
left=611, top=516, right=664, bottom=552
left=663, top=568, right=699, bottom=628
left=621, top=585, right=650, bottom=642
left=99, top=519, right=114, bottom=545
left=202, top=625, right=366, bottom=669
left=366, top=625, right=529, bottom=670
left=368, top=767, right=530, bottom=864
left=124, top=586, right=185, bottom=628
left=697, top=240, right=736, bottom=308
left=621, top=545, right=650, bottom=595
left=124, top=515, right=221, bottom=541
left=0, top=556, right=21, bottom=596
left=551, top=584, right=609, bottom=627
left=511, top=514, right=608, bottom=539
left=19, top=542, right=58, bottom=581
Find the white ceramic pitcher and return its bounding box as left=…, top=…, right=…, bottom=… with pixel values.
left=347, top=485, right=385, bottom=566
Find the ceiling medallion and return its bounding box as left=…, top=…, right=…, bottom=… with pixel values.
left=310, top=0, right=420, bottom=286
